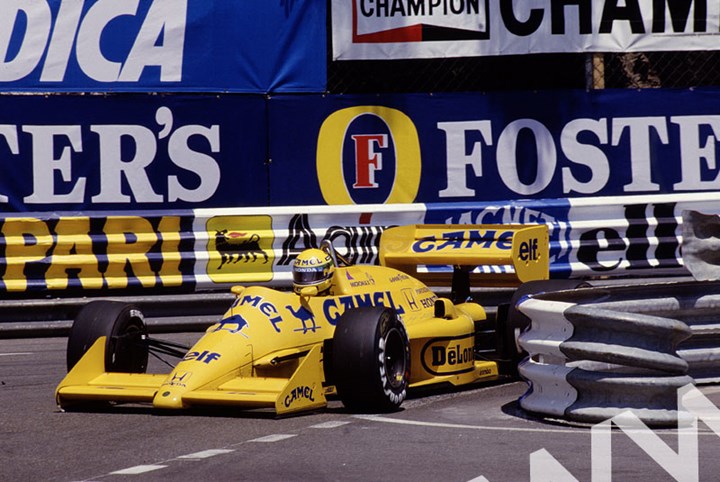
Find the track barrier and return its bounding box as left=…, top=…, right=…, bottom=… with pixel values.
left=517, top=281, right=720, bottom=426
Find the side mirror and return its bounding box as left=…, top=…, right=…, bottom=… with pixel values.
left=300, top=286, right=319, bottom=297
left=434, top=298, right=455, bottom=319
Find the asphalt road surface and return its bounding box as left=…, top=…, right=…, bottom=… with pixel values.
left=2, top=334, right=720, bottom=482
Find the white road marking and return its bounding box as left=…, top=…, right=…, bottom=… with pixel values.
left=355, top=414, right=720, bottom=436
left=354, top=414, right=583, bottom=434
left=0, top=352, right=32, bottom=356
left=696, top=386, right=720, bottom=395
left=310, top=421, right=351, bottom=429
left=248, top=434, right=297, bottom=443
left=177, top=449, right=235, bottom=459
left=109, top=465, right=167, bottom=475
left=467, top=477, right=490, bottom=482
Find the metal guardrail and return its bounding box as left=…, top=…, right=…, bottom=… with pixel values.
left=0, top=292, right=236, bottom=338
left=517, top=281, right=720, bottom=426
left=0, top=287, right=516, bottom=339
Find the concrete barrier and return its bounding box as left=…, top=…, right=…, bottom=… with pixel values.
left=517, top=281, right=720, bottom=426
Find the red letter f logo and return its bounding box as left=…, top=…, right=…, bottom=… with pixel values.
left=351, top=134, right=387, bottom=188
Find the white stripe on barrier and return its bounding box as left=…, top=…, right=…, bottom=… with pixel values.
left=517, top=297, right=576, bottom=362
left=518, top=358, right=576, bottom=417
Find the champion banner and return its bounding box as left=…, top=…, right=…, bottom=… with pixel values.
left=0, top=0, right=326, bottom=92
left=332, top=0, right=720, bottom=60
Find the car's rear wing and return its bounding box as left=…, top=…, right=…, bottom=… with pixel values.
left=379, top=224, right=549, bottom=293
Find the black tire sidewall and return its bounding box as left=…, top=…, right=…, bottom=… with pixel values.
left=331, top=306, right=409, bottom=412
left=67, top=301, right=148, bottom=373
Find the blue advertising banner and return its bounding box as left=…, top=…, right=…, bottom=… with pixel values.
left=4, top=88, right=720, bottom=213
left=0, top=1, right=326, bottom=93
left=0, top=94, right=268, bottom=212
left=268, top=89, right=720, bottom=206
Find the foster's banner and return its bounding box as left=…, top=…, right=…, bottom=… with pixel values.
left=0, top=94, right=267, bottom=212
left=3, top=88, right=720, bottom=212
left=269, top=89, right=720, bottom=206
left=0, top=0, right=326, bottom=92
left=332, top=0, right=720, bottom=59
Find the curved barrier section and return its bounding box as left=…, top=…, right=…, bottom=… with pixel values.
left=517, top=281, right=720, bottom=426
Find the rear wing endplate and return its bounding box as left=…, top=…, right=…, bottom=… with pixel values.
left=379, top=224, right=549, bottom=288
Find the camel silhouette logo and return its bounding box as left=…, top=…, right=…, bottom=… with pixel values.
left=211, top=314, right=249, bottom=337
left=286, top=305, right=318, bottom=334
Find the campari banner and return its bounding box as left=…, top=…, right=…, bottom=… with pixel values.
left=0, top=0, right=326, bottom=92
left=332, top=0, right=720, bottom=59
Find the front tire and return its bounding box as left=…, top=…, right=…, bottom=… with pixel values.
left=332, top=307, right=410, bottom=412
left=67, top=300, right=148, bottom=373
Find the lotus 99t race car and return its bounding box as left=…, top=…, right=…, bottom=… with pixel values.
left=56, top=224, right=549, bottom=415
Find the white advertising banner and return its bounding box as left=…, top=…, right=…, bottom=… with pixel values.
left=332, top=0, right=720, bottom=60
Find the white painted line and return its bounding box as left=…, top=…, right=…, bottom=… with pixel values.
left=109, top=465, right=167, bottom=475
left=467, top=477, right=490, bottom=482
left=177, top=449, right=235, bottom=459
left=310, top=421, right=351, bottom=429
left=0, top=352, right=32, bottom=356
left=354, top=415, right=584, bottom=434
left=355, top=415, right=720, bottom=436
left=248, top=434, right=297, bottom=443
left=698, top=386, right=720, bottom=395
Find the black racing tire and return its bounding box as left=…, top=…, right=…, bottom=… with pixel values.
left=332, top=306, right=410, bottom=413
left=67, top=300, right=148, bottom=373
left=498, top=280, right=591, bottom=364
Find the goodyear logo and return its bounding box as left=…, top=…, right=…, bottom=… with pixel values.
left=412, top=230, right=514, bottom=253
left=316, top=106, right=421, bottom=205
left=207, top=215, right=273, bottom=283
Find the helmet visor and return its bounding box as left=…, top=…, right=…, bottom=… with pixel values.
left=292, top=265, right=327, bottom=286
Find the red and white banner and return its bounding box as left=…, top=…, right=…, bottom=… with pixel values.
left=332, top=0, right=720, bottom=60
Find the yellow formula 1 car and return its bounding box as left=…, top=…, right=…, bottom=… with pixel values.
left=56, top=224, right=549, bottom=415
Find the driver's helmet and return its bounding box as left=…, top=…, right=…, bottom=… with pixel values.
left=292, top=248, right=335, bottom=294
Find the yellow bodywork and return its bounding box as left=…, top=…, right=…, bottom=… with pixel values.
left=56, top=224, right=548, bottom=415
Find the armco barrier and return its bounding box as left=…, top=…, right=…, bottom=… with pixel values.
left=3, top=195, right=720, bottom=295
left=517, top=281, right=720, bottom=426
left=0, top=292, right=235, bottom=339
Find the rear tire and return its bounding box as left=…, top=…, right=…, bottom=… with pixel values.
left=67, top=301, right=148, bottom=373
left=332, top=307, right=410, bottom=413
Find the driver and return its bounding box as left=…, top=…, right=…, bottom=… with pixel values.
left=292, top=248, right=335, bottom=295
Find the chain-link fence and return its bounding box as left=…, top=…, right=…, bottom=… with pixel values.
left=600, top=51, right=720, bottom=89
left=328, top=51, right=720, bottom=94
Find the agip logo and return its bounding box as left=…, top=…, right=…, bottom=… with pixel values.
left=206, top=215, right=273, bottom=283
left=317, top=106, right=421, bottom=205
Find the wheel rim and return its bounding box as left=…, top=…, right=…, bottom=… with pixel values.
left=383, top=327, right=407, bottom=389
left=109, top=319, right=147, bottom=372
